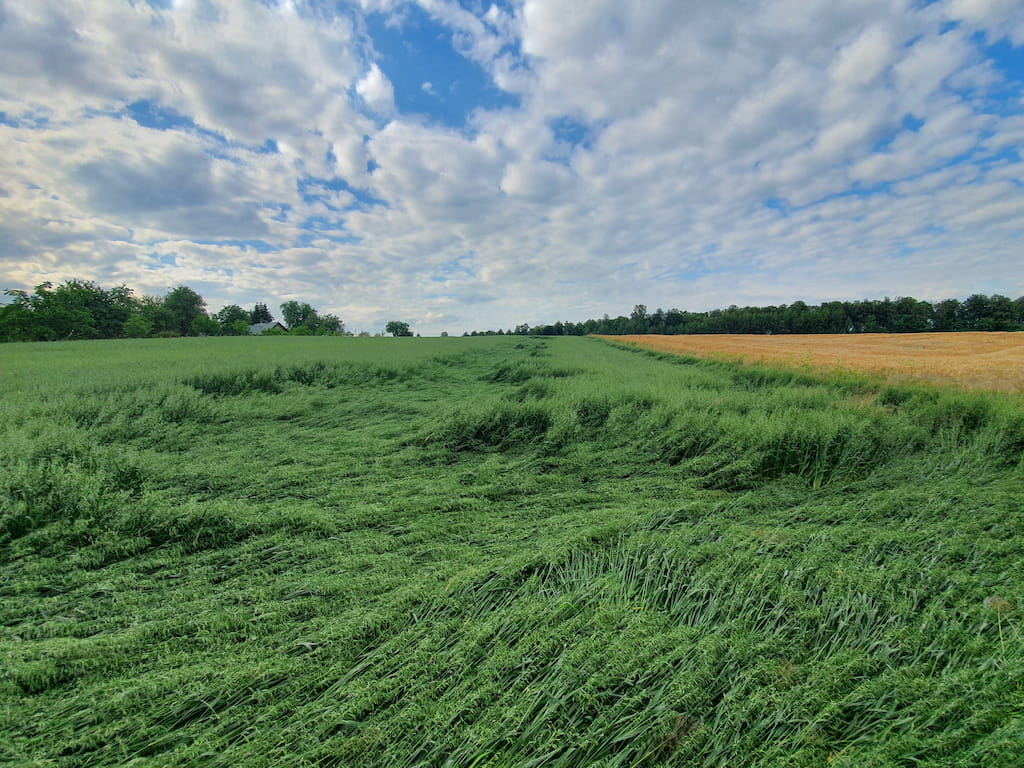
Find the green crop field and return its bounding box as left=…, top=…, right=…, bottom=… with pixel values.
left=1, top=336, right=1022, bottom=767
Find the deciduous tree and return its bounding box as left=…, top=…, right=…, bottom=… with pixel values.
left=280, top=301, right=317, bottom=330
left=215, top=304, right=250, bottom=334
left=164, top=286, right=206, bottom=336
left=123, top=314, right=153, bottom=338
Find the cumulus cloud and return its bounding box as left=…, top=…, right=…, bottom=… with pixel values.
left=500, top=160, right=574, bottom=202
left=1, top=0, right=1022, bottom=334
left=356, top=63, right=396, bottom=115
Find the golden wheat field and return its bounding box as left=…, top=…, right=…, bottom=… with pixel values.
left=603, top=332, right=1024, bottom=392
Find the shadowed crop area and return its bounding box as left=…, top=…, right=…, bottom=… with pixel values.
left=1, top=336, right=1022, bottom=767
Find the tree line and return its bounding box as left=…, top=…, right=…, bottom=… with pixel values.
left=471, top=294, right=1024, bottom=337
left=0, top=280, right=344, bottom=342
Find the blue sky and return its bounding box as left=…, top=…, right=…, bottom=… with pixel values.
left=1, top=0, right=1023, bottom=334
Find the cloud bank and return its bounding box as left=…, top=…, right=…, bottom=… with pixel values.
left=1, top=0, right=1022, bottom=334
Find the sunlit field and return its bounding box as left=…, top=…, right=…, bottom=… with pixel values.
left=2, top=336, right=1022, bottom=767
left=604, top=332, right=1024, bottom=393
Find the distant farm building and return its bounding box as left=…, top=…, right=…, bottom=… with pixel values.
left=248, top=321, right=288, bottom=335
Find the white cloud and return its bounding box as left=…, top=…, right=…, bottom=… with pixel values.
left=500, top=159, right=574, bottom=202
left=892, top=30, right=975, bottom=110
left=947, top=0, right=1024, bottom=44
left=831, top=25, right=898, bottom=89
left=356, top=64, right=396, bottom=115
left=1, top=0, right=1022, bottom=334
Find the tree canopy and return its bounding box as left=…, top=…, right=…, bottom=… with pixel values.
left=164, top=286, right=206, bottom=337
left=0, top=280, right=134, bottom=341
left=214, top=305, right=251, bottom=335
left=250, top=303, right=274, bottom=324
left=475, top=294, right=1024, bottom=337
left=0, top=279, right=346, bottom=342
left=4, top=279, right=1022, bottom=343
left=279, top=300, right=344, bottom=335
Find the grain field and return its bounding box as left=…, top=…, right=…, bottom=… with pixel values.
left=604, top=332, right=1024, bottom=392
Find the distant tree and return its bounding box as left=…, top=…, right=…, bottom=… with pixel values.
left=440, top=331, right=449, bottom=337
left=818, top=301, right=854, bottom=333
left=0, top=280, right=138, bottom=341
left=933, top=298, right=961, bottom=331
left=891, top=296, right=933, bottom=333
left=316, top=313, right=343, bottom=335
left=280, top=301, right=317, bottom=329
left=123, top=314, right=153, bottom=338
left=250, top=302, right=273, bottom=324
left=137, top=295, right=176, bottom=335
left=191, top=314, right=220, bottom=336
left=649, top=308, right=666, bottom=334
left=278, top=300, right=343, bottom=335
left=215, top=304, right=251, bottom=334
left=50, top=280, right=135, bottom=338
left=960, top=294, right=994, bottom=331
left=164, top=286, right=206, bottom=336
left=630, top=304, right=648, bottom=333
left=6, top=281, right=1022, bottom=345
left=989, top=294, right=1018, bottom=331
left=0, top=288, right=36, bottom=341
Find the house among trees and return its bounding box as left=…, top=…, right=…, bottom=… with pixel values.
left=248, top=321, right=288, bottom=335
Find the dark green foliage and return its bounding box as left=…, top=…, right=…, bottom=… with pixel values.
left=138, top=294, right=176, bottom=335
left=250, top=302, right=274, bottom=324
left=280, top=300, right=318, bottom=329
left=280, top=300, right=343, bottom=335
left=215, top=304, right=251, bottom=334
left=123, top=313, right=154, bottom=338
left=317, top=313, right=343, bottom=334
left=191, top=313, right=221, bottom=337
left=0, top=280, right=343, bottom=342
left=164, top=285, right=207, bottom=336
left=495, top=293, right=1024, bottom=336
left=1, top=336, right=1022, bottom=767
left=0, top=280, right=135, bottom=341
left=386, top=320, right=413, bottom=337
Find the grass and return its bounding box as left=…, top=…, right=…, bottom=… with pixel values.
left=1, top=335, right=1022, bottom=767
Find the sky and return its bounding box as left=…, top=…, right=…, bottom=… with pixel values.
left=1, top=0, right=1023, bottom=335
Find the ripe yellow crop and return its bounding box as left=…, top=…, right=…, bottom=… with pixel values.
left=604, top=332, right=1024, bottom=392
